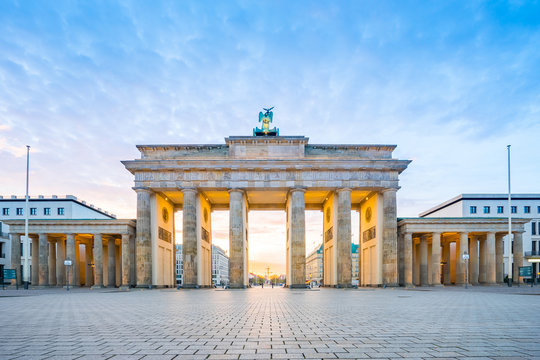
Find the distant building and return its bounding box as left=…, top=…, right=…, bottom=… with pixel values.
left=212, top=245, right=229, bottom=286
left=0, top=195, right=115, bottom=278
left=175, top=244, right=229, bottom=286
left=306, top=244, right=323, bottom=284
left=175, top=244, right=183, bottom=285
left=306, top=243, right=359, bottom=285
left=420, top=194, right=540, bottom=280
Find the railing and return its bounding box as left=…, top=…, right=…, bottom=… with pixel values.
left=524, top=251, right=540, bottom=257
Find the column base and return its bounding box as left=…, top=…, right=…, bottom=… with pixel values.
left=382, top=283, right=399, bottom=288
left=135, top=284, right=154, bottom=289
left=63, top=285, right=79, bottom=289
left=119, top=285, right=130, bottom=291
left=90, top=285, right=103, bottom=289
left=289, top=284, right=310, bottom=289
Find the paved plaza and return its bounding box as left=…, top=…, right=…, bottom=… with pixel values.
left=0, top=286, right=539, bottom=360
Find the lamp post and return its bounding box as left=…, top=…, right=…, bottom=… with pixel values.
left=463, top=252, right=469, bottom=289
left=64, top=258, right=73, bottom=290
left=23, top=145, right=30, bottom=290
left=507, top=145, right=513, bottom=287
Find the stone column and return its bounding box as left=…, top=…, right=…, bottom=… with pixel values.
left=469, top=236, right=479, bottom=285
left=31, top=236, right=38, bottom=284
left=419, top=235, right=428, bottom=286
left=479, top=236, right=487, bottom=283
left=135, top=188, right=153, bottom=287
left=85, top=243, right=93, bottom=286
left=92, top=234, right=103, bottom=288
left=456, top=232, right=468, bottom=285
left=495, top=233, right=504, bottom=284
left=404, top=232, right=413, bottom=287
left=56, top=239, right=65, bottom=286
left=183, top=188, right=198, bottom=288
left=229, top=189, right=248, bottom=288
left=336, top=188, right=352, bottom=287
left=48, top=240, right=57, bottom=286
left=287, top=188, right=306, bottom=288
left=431, top=232, right=441, bottom=286
left=382, top=189, right=398, bottom=286
left=513, top=231, right=524, bottom=282
left=66, top=234, right=76, bottom=287
left=38, top=233, right=49, bottom=286
left=107, top=237, right=116, bottom=287
left=10, top=233, right=21, bottom=286
left=358, top=214, right=362, bottom=286
left=74, top=241, right=80, bottom=286
left=486, top=232, right=496, bottom=284
left=442, top=240, right=451, bottom=285
left=129, top=234, right=136, bottom=286
left=120, top=234, right=131, bottom=289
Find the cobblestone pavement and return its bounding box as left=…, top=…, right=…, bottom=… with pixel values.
left=1, top=286, right=539, bottom=360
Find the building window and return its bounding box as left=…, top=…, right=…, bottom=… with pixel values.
left=43, top=208, right=51, bottom=215
left=30, top=208, right=37, bottom=215
left=470, top=206, right=477, bottom=214
left=16, top=208, right=23, bottom=216
left=533, top=222, right=537, bottom=236
left=524, top=206, right=531, bottom=214
left=497, top=206, right=504, bottom=214
left=511, top=206, right=517, bottom=214
left=538, top=206, right=540, bottom=214
left=483, top=206, right=490, bottom=214
left=2, top=208, right=8, bottom=216
left=57, top=208, right=65, bottom=215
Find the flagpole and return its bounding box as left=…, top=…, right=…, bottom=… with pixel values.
left=507, top=145, right=512, bottom=287
left=23, top=145, right=30, bottom=289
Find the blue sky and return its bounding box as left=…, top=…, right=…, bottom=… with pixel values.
left=1, top=1, right=539, bottom=271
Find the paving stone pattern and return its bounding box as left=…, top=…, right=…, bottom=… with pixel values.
left=0, top=286, right=539, bottom=359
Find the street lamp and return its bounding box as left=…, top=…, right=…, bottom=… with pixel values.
left=462, top=251, right=469, bottom=289
left=64, top=257, right=73, bottom=290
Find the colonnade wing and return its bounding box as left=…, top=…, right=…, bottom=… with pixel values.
left=397, top=218, right=529, bottom=287
left=3, top=220, right=136, bottom=288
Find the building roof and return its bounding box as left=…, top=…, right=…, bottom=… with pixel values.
left=419, top=193, right=540, bottom=217
left=0, top=194, right=116, bottom=218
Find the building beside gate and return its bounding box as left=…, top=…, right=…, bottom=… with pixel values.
left=1, top=195, right=121, bottom=286
left=419, top=194, right=540, bottom=282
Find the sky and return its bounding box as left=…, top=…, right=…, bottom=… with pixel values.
left=1, top=1, right=539, bottom=274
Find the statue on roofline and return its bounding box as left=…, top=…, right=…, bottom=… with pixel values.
left=253, top=107, right=279, bottom=136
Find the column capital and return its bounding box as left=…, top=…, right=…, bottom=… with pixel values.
left=432, top=232, right=441, bottom=236
left=133, top=186, right=152, bottom=193
left=335, top=187, right=352, bottom=194
left=288, top=187, right=306, bottom=195
left=381, top=187, right=399, bottom=193
left=181, top=187, right=198, bottom=195
left=228, top=188, right=245, bottom=195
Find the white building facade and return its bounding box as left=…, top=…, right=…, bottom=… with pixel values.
left=175, top=244, right=229, bottom=286
left=420, top=194, right=539, bottom=282
left=0, top=195, right=115, bottom=281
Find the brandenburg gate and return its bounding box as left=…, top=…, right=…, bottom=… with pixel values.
left=122, top=110, right=411, bottom=288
